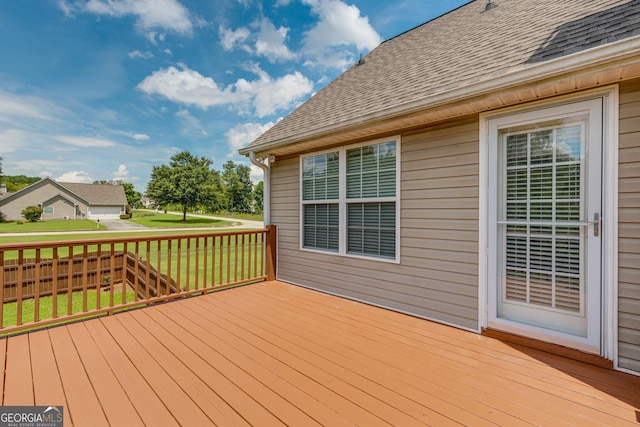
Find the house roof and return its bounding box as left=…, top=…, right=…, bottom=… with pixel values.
left=61, top=182, right=128, bottom=205
left=240, top=0, right=640, bottom=157
left=0, top=178, right=127, bottom=207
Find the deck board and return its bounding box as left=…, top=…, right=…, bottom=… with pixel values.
left=248, top=284, right=635, bottom=425
left=47, top=326, right=109, bottom=427
left=4, top=333, right=34, bottom=406
left=2, top=280, right=639, bottom=426
left=29, top=330, right=67, bottom=407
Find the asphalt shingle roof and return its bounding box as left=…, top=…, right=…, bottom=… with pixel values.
left=245, top=0, right=640, bottom=151
left=61, top=182, right=128, bottom=205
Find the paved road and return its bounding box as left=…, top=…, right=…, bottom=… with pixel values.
left=97, top=219, right=150, bottom=231
left=0, top=213, right=265, bottom=237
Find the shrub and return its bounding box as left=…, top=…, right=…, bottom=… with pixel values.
left=119, top=214, right=130, bottom=219
left=0, top=210, right=5, bottom=223
left=21, top=205, right=43, bottom=222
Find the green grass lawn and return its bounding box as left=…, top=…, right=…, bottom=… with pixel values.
left=0, top=219, right=106, bottom=233
left=0, top=229, right=242, bottom=245
left=129, top=210, right=234, bottom=228
left=2, top=289, right=138, bottom=332
left=0, top=228, right=266, bottom=334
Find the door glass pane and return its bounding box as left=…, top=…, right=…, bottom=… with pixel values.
left=501, top=124, right=584, bottom=313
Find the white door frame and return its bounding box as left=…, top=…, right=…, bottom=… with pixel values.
left=478, top=86, right=618, bottom=361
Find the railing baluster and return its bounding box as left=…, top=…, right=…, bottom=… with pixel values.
left=122, top=242, right=128, bottom=305
left=96, top=244, right=102, bottom=310
left=34, top=249, right=41, bottom=323
left=234, top=234, right=239, bottom=283
left=253, top=232, right=259, bottom=279
left=109, top=243, right=115, bottom=309
left=176, top=238, right=182, bottom=291
left=211, top=236, right=218, bottom=286
left=194, top=237, right=200, bottom=291
left=16, top=251, right=23, bottom=326
left=185, top=238, right=191, bottom=292
left=67, top=246, right=73, bottom=316
left=52, top=247, right=58, bottom=319
left=0, top=251, right=4, bottom=328
left=156, top=240, right=161, bottom=297
left=202, top=237, right=208, bottom=290
left=82, top=245, right=88, bottom=312
left=134, top=242, right=140, bottom=302
left=218, top=235, right=224, bottom=285
left=226, top=235, right=231, bottom=284
left=0, top=228, right=275, bottom=335
left=145, top=240, right=151, bottom=300
left=261, top=231, right=266, bottom=278
left=166, top=240, right=172, bottom=296
left=241, top=234, right=246, bottom=282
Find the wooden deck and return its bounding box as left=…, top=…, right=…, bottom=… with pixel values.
left=2, top=280, right=639, bottom=426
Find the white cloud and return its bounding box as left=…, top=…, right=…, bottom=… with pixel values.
left=132, top=133, right=150, bottom=141
left=0, top=91, right=62, bottom=123
left=138, top=65, right=242, bottom=109
left=62, top=0, right=193, bottom=35
left=138, top=64, right=313, bottom=117
left=219, top=26, right=251, bottom=51
left=249, top=164, right=263, bottom=184
left=128, top=50, right=153, bottom=59
left=254, top=18, right=295, bottom=62
left=235, top=66, right=313, bottom=117
left=0, top=129, right=30, bottom=153
left=56, top=170, right=93, bottom=183
left=113, top=164, right=130, bottom=180
left=54, top=135, right=117, bottom=148
left=175, top=109, right=207, bottom=135
left=225, top=122, right=275, bottom=155
left=301, top=0, right=381, bottom=68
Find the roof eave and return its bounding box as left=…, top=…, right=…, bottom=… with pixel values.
left=239, top=35, right=640, bottom=157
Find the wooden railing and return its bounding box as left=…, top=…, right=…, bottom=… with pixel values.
left=0, top=226, right=276, bottom=335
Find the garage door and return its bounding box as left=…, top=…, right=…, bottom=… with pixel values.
left=89, top=206, right=122, bottom=219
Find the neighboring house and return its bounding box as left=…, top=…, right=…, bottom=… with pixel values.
left=241, top=1, right=640, bottom=375
left=0, top=177, right=128, bottom=220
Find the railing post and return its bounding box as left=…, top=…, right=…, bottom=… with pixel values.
left=265, top=224, right=277, bottom=281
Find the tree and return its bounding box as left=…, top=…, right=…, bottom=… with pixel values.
left=146, top=151, right=221, bottom=221
left=252, top=181, right=264, bottom=214
left=22, top=205, right=43, bottom=222
left=2, top=175, right=40, bottom=192
left=222, top=160, right=253, bottom=213
left=121, top=182, right=142, bottom=208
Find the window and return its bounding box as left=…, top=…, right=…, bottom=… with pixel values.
left=43, top=206, right=54, bottom=214
left=302, top=152, right=339, bottom=252
left=300, top=138, right=399, bottom=261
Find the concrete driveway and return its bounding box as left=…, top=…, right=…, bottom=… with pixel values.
left=98, top=219, right=150, bottom=231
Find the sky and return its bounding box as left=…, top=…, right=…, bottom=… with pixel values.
left=0, top=0, right=470, bottom=192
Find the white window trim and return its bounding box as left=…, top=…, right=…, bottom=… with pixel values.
left=300, top=135, right=401, bottom=263
left=479, top=86, right=618, bottom=361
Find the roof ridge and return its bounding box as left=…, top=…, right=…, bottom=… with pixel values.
left=381, top=0, right=476, bottom=45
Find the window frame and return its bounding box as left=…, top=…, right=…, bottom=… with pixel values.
left=43, top=206, right=54, bottom=214
left=299, top=136, right=401, bottom=263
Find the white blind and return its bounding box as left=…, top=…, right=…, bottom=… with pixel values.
left=347, top=202, right=396, bottom=258
left=346, top=142, right=396, bottom=199
left=302, top=152, right=339, bottom=201
left=303, top=204, right=339, bottom=251
left=502, top=125, right=583, bottom=313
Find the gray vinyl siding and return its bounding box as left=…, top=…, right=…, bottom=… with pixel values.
left=0, top=181, right=87, bottom=221
left=42, top=195, right=77, bottom=220
left=271, top=118, right=479, bottom=331
left=618, top=79, right=640, bottom=373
